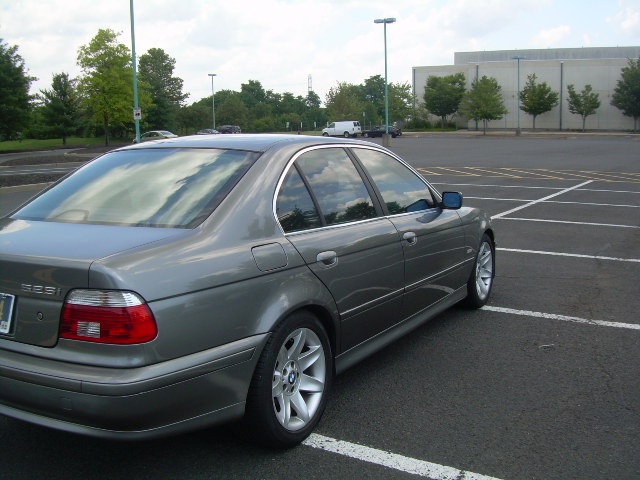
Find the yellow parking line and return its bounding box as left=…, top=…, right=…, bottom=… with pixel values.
left=434, top=167, right=483, bottom=176
left=575, top=171, right=640, bottom=182
left=417, top=167, right=640, bottom=182
left=500, top=168, right=565, bottom=180
left=537, top=170, right=619, bottom=182
left=416, top=168, right=442, bottom=176
left=465, top=167, right=523, bottom=178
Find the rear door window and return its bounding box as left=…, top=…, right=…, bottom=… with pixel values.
left=276, top=147, right=379, bottom=232
left=295, top=148, right=377, bottom=226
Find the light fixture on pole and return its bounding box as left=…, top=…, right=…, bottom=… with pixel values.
left=374, top=17, right=396, bottom=145
left=512, top=55, right=525, bottom=136
left=208, top=73, right=217, bottom=130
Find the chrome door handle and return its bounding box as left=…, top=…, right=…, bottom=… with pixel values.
left=317, top=251, right=338, bottom=266
left=403, top=231, right=417, bottom=245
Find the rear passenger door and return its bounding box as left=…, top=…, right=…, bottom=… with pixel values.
left=352, top=147, right=468, bottom=317
left=275, top=146, right=405, bottom=352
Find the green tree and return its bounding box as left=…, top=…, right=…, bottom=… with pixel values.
left=325, top=82, right=365, bottom=121
left=280, top=92, right=306, bottom=116
left=77, top=29, right=147, bottom=145
left=423, top=73, right=466, bottom=127
left=304, top=90, right=322, bottom=109
left=239, top=80, right=267, bottom=109
left=388, top=81, right=414, bottom=125
left=0, top=39, right=35, bottom=140
left=302, top=90, right=326, bottom=130
left=611, top=58, right=640, bottom=132
left=39, top=72, right=79, bottom=145
left=176, top=102, right=209, bottom=135
left=138, top=47, right=186, bottom=131
left=519, top=73, right=559, bottom=129
left=460, top=75, right=508, bottom=134
left=566, top=84, right=600, bottom=131
left=360, top=75, right=386, bottom=119
left=217, top=94, right=249, bottom=127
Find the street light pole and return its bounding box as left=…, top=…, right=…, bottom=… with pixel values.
left=374, top=17, right=396, bottom=146
left=512, top=55, right=525, bottom=136
left=208, top=73, right=217, bottom=130
left=129, top=0, right=140, bottom=143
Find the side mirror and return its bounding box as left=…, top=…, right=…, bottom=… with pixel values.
left=441, top=191, right=463, bottom=209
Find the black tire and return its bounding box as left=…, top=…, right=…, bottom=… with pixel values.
left=462, top=233, right=495, bottom=308
left=363, top=132, right=369, bottom=138
left=241, top=311, right=332, bottom=447
left=322, top=132, right=329, bottom=137
left=343, top=131, right=350, bottom=138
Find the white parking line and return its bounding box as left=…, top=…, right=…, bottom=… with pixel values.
left=432, top=183, right=640, bottom=195
left=495, top=217, right=640, bottom=228
left=466, top=197, right=640, bottom=208
left=303, top=434, right=504, bottom=480
left=482, top=306, right=640, bottom=331
left=497, top=248, right=640, bottom=263
left=491, top=180, right=593, bottom=219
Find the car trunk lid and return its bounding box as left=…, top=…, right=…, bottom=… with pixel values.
left=0, top=218, right=182, bottom=347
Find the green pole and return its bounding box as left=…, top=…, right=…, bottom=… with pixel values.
left=130, top=0, right=140, bottom=143
left=384, top=21, right=389, bottom=134
left=374, top=18, right=395, bottom=144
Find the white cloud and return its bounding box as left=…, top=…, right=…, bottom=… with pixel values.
left=0, top=0, right=634, bottom=105
left=607, top=2, right=640, bottom=38
left=530, top=25, right=572, bottom=48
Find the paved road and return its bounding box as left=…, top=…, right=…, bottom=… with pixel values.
left=0, top=148, right=78, bottom=164
left=1, top=134, right=639, bottom=480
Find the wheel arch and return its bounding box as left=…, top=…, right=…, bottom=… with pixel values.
left=249, top=269, right=340, bottom=366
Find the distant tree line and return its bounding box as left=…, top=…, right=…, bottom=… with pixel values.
left=418, top=59, right=640, bottom=133
left=1, top=30, right=639, bottom=144
left=0, top=30, right=413, bottom=145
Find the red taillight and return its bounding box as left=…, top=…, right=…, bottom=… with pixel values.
left=60, top=290, right=157, bottom=344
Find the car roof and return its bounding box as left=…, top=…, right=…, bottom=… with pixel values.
left=116, top=134, right=377, bottom=153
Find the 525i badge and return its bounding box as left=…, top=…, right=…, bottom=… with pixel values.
left=21, top=284, right=63, bottom=296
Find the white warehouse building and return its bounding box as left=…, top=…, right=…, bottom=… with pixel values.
left=412, top=47, right=640, bottom=131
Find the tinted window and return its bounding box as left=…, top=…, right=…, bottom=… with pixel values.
left=15, top=148, right=258, bottom=228
left=276, top=167, right=322, bottom=233
left=354, top=148, right=436, bottom=215
left=296, top=148, right=377, bottom=226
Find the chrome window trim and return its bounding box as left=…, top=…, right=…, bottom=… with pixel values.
left=272, top=143, right=443, bottom=237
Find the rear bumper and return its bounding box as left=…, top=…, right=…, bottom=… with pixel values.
left=0, top=334, right=269, bottom=439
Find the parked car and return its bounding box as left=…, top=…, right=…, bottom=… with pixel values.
left=362, top=125, right=402, bottom=138
left=217, top=125, right=241, bottom=134
left=196, top=128, right=220, bottom=135
left=0, top=134, right=494, bottom=447
left=322, top=121, right=362, bottom=137
left=133, top=130, right=178, bottom=143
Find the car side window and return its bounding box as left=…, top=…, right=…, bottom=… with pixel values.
left=276, top=167, right=322, bottom=233
left=353, top=148, right=436, bottom=215
left=295, top=148, right=377, bottom=227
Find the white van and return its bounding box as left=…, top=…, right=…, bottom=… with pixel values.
left=322, top=121, right=362, bottom=137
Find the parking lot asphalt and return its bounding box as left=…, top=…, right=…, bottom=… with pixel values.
left=1, top=134, right=639, bottom=480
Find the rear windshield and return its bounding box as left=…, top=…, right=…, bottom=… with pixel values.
left=14, top=148, right=259, bottom=228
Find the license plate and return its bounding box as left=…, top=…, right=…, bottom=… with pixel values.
left=0, top=293, right=15, bottom=334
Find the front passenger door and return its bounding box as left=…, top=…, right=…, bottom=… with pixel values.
left=353, top=147, right=468, bottom=317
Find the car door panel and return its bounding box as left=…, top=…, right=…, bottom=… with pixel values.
left=387, top=209, right=468, bottom=317
left=286, top=218, right=405, bottom=351
left=350, top=147, right=469, bottom=319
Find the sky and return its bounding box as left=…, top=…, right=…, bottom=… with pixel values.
left=1, top=0, right=639, bottom=105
